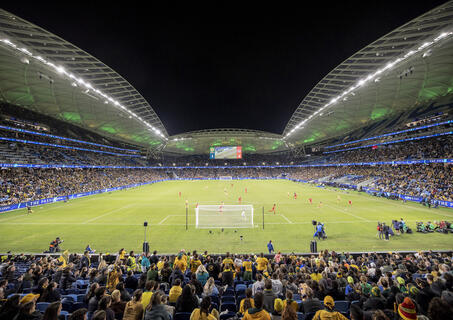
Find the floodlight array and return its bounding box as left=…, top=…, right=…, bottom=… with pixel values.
left=0, top=38, right=167, bottom=141
left=284, top=31, right=453, bottom=139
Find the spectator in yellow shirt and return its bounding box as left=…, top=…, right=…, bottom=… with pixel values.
left=190, top=254, right=202, bottom=274
left=256, top=253, right=269, bottom=272
left=239, top=288, right=255, bottom=315
left=222, top=252, right=234, bottom=270
left=175, top=252, right=188, bottom=273
left=243, top=255, right=253, bottom=281
left=169, top=279, right=183, bottom=303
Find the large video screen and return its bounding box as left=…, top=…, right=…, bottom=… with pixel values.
left=209, top=146, right=242, bottom=159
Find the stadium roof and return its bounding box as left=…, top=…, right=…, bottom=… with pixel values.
left=1, top=3, right=453, bottom=155
left=0, top=8, right=168, bottom=150
left=164, top=129, right=286, bottom=155
left=283, top=1, right=453, bottom=147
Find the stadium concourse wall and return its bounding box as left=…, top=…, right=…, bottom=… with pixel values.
left=0, top=157, right=452, bottom=213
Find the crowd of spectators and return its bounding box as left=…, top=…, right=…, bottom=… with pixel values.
left=325, top=136, right=453, bottom=164
left=0, top=169, right=166, bottom=206
left=0, top=249, right=452, bottom=320
left=0, top=162, right=452, bottom=206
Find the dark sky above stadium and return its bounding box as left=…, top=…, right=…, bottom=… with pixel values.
left=2, top=2, right=448, bottom=135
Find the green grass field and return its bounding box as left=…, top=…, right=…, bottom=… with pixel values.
left=1, top=179, right=452, bottom=254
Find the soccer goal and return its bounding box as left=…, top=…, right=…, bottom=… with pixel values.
left=195, top=204, right=254, bottom=228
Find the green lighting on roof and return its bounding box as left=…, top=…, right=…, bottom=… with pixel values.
left=131, top=135, right=145, bottom=143
left=302, top=131, right=322, bottom=144
left=244, top=145, right=256, bottom=152
left=271, top=140, right=283, bottom=150
left=335, top=120, right=349, bottom=131
left=148, top=140, right=161, bottom=146
left=370, top=107, right=389, bottom=120
left=62, top=112, right=81, bottom=123
left=184, top=147, right=194, bottom=152
left=100, top=125, right=117, bottom=134
left=211, top=140, right=222, bottom=147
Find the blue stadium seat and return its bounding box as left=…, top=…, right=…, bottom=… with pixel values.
left=220, top=302, right=236, bottom=313
left=220, top=311, right=236, bottom=320
left=76, top=294, right=86, bottom=302
left=62, top=294, right=78, bottom=302
left=174, top=312, right=192, bottom=320
left=72, top=302, right=87, bottom=311
left=235, top=284, right=246, bottom=295
left=350, top=300, right=360, bottom=306
left=36, top=302, right=50, bottom=313
left=297, top=312, right=305, bottom=320
left=60, top=310, right=69, bottom=320
left=335, top=300, right=349, bottom=313
left=61, top=300, right=74, bottom=313
left=223, top=288, right=235, bottom=297
left=221, top=296, right=236, bottom=304
left=305, top=312, right=316, bottom=320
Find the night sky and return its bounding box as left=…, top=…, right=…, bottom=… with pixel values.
left=2, top=2, right=448, bottom=135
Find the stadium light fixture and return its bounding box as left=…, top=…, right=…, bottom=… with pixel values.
left=0, top=38, right=167, bottom=141
left=284, top=29, right=453, bottom=139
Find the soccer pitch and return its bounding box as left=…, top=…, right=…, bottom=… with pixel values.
left=1, top=179, right=452, bottom=254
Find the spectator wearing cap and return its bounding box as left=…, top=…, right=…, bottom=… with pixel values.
left=397, top=297, right=417, bottom=320
left=363, top=287, right=386, bottom=311
left=312, top=296, right=348, bottom=320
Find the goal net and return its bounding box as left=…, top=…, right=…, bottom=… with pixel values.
left=195, top=205, right=254, bottom=228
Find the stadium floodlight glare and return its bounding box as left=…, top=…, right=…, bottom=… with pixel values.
left=195, top=204, right=254, bottom=229
left=0, top=38, right=167, bottom=141
left=285, top=30, right=453, bottom=138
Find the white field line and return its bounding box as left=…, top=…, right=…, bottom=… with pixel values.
left=158, top=215, right=171, bottom=225
left=0, top=195, right=114, bottom=223
left=83, top=204, right=134, bottom=224
left=280, top=214, right=293, bottom=224
left=1, top=219, right=424, bottom=227
left=325, top=204, right=370, bottom=222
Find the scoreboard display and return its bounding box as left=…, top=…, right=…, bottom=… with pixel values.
left=209, top=146, right=242, bottom=159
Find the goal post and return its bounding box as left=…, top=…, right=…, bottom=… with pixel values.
left=195, top=204, right=254, bottom=228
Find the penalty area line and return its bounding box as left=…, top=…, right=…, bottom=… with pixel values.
left=158, top=215, right=171, bottom=225
left=280, top=214, right=293, bottom=224
left=83, top=204, right=134, bottom=224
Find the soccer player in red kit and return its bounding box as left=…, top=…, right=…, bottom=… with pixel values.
left=269, top=203, right=276, bottom=214
left=294, top=192, right=297, bottom=200
left=348, top=200, right=352, bottom=205
left=238, top=196, right=242, bottom=204
left=309, top=198, right=313, bottom=204
left=179, top=191, right=181, bottom=197
left=245, top=188, right=247, bottom=193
